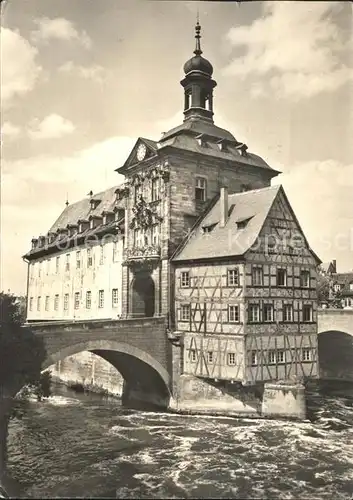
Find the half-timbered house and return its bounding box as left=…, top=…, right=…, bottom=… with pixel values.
left=172, top=185, right=321, bottom=386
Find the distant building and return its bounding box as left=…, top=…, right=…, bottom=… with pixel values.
left=320, top=259, right=337, bottom=276
left=319, top=260, right=353, bottom=309
left=330, top=271, right=353, bottom=309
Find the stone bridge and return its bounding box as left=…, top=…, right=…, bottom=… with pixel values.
left=318, top=309, right=353, bottom=382
left=31, top=316, right=173, bottom=408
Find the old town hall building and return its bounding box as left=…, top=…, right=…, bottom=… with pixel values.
left=24, top=22, right=320, bottom=391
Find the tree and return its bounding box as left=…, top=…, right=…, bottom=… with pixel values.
left=0, top=293, right=50, bottom=392
left=316, top=266, right=343, bottom=309
left=317, top=273, right=330, bottom=304
left=0, top=292, right=51, bottom=474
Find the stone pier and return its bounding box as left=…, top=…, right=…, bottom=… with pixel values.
left=170, top=374, right=307, bottom=420
left=261, top=381, right=306, bottom=420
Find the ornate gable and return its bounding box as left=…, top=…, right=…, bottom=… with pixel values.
left=130, top=195, right=163, bottom=230
left=116, top=137, right=159, bottom=175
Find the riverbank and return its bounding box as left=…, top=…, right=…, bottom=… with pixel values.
left=50, top=376, right=122, bottom=400
left=48, top=353, right=124, bottom=399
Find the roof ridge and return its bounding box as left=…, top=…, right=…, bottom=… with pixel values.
left=92, top=184, right=122, bottom=199
left=228, top=185, right=280, bottom=198
left=69, top=184, right=123, bottom=206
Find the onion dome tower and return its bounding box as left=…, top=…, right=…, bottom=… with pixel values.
left=181, top=21, right=217, bottom=123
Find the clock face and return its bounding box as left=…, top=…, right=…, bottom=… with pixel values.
left=137, top=143, right=147, bottom=162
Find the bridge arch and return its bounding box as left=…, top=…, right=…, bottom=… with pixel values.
left=44, top=340, right=171, bottom=409
left=318, top=329, right=353, bottom=382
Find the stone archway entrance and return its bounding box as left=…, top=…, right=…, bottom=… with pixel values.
left=318, top=330, right=353, bottom=382
left=131, top=272, right=155, bottom=318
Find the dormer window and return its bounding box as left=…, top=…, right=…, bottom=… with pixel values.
left=196, top=134, right=207, bottom=147
left=236, top=143, right=248, bottom=156
left=236, top=216, right=253, bottom=230
left=38, top=236, right=46, bottom=247
left=105, top=211, right=115, bottom=225
left=89, top=216, right=102, bottom=230
left=90, top=198, right=101, bottom=210
left=67, top=224, right=77, bottom=237
left=47, top=232, right=55, bottom=244
left=57, top=229, right=67, bottom=240
left=202, top=223, right=217, bottom=234
left=115, top=186, right=129, bottom=201
left=78, top=220, right=89, bottom=233
left=31, top=238, right=38, bottom=250
left=217, top=140, right=227, bottom=152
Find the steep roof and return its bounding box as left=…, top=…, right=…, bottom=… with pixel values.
left=321, top=261, right=334, bottom=273
left=49, top=185, right=121, bottom=232
left=173, top=185, right=281, bottom=262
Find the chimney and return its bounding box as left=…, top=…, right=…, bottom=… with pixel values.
left=332, top=259, right=337, bottom=273
left=219, top=187, right=228, bottom=228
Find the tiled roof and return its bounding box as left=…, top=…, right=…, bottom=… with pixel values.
left=332, top=272, right=353, bottom=296
left=332, top=272, right=353, bottom=283
left=49, top=185, right=122, bottom=232
left=158, top=133, right=277, bottom=173
left=24, top=218, right=123, bottom=260
left=173, top=185, right=281, bottom=262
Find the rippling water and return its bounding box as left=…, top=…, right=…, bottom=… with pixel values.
left=7, top=382, right=353, bottom=499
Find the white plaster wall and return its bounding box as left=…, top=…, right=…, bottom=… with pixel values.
left=27, top=238, right=124, bottom=321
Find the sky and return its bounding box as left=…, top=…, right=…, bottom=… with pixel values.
left=1, top=0, right=352, bottom=295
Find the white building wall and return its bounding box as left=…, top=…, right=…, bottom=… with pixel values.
left=27, top=237, right=124, bottom=321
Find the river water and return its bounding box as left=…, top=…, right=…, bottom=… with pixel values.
left=6, top=382, right=353, bottom=499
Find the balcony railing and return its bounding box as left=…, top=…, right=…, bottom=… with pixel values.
left=124, top=244, right=161, bottom=262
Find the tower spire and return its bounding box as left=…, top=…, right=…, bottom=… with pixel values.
left=181, top=17, right=217, bottom=123
left=194, top=18, right=202, bottom=56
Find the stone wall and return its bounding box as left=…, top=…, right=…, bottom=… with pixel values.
left=318, top=308, right=353, bottom=334
left=176, top=374, right=262, bottom=417
left=49, top=351, right=124, bottom=396
left=175, top=374, right=307, bottom=420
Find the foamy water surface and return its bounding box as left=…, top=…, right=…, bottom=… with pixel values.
left=7, top=383, right=353, bottom=499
